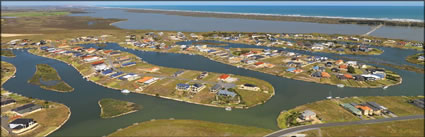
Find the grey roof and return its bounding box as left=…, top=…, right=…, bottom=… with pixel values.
left=217, top=90, right=237, bottom=97
left=366, top=102, right=386, bottom=110
left=11, top=104, right=42, bottom=114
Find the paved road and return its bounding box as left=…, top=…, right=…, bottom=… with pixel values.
left=265, top=115, right=424, bottom=137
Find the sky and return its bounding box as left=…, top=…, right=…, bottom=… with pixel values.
left=1, top=1, right=424, bottom=6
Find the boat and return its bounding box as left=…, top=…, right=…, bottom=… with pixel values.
left=121, top=89, right=130, bottom=94
left=383, top=86, right=389, bottom=90
left=326, top=91, right=332, bottom=99
left=225, top=107, right=232, bottom=111
left=337, top=84, right=344, bottom=88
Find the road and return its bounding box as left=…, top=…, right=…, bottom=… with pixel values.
left=264, top=115, right=424, bottom=137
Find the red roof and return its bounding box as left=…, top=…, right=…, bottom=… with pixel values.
left=339, top=64, right=348, bottom=69
left=91, top=60, right=104, bottom=65
left=344, top=74, right=353, bottom=79
left=255, top=62, right=264, bottom=66
left=104, top=50, right=113, bottom=54
left=219, top=74, right=230, bottom=80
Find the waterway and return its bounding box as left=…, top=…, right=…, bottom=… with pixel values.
left=2, top=41, right=423, bottom=136
left=71, top=8, right=424, bottom=42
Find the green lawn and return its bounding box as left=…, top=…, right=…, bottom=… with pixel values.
left=108, top=119, right=273, bottom=136
left=99, top=98, right=141, bottom=118
left=302, top=119, right=424, bottom=137
left=28, top=64, right=74, bottom=92
left=1, top=61, right=16, bottom=85
left=1, top=11, right=70, bottom=17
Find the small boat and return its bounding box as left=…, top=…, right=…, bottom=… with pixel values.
left=335, top=97, right=340, bottom=99
left=11, top=75, right=15, bottom=78
left=383, top=86, right=389, bottom=90
left=225, top=107, right=232, bottom=111
left=337, top=84, right=344, bottom=88
left=121, top=89, right=130, bottom=94
left=326, top=96, right=332, bottom=99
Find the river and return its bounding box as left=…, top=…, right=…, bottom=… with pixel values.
left=71, top=8, right=424, bottom=42
left=2, top=40, right=423, bottom=136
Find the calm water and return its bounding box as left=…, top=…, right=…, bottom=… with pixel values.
left=103, top=6, right=424, bottom=21
left=70, top=8, right=424, bottom=41
left=2, top=42, right=423, bottom=136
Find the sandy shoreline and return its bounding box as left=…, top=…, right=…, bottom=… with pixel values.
left=103, top=7, right=424, bottom=27
left=1, top=33, right=42, bottom=37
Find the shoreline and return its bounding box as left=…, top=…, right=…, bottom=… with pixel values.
left=27, top=49, right=274, bottom=109
left=103, top=7, right=424, bottom=27
left=43, top=106, right=71, bottom=137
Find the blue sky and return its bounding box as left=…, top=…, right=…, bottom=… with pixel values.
left=2, top=1, right=424, bottom=6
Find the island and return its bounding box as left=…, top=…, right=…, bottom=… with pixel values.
left=98, top=98, right=140, bottom=118
left=406, top=53, right=425, bottom=65
left=1, top=62, right=71, bottom=136
left=28, top=64, right=74, bottom=92
left=276, top=96, right=424, bottom=129
left=107, top=119, right=273, bottom=136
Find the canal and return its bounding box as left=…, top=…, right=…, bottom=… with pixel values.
left=2, top=41, right=423, bottom=136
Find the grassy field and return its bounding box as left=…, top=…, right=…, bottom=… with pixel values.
left=277, top=96, right=424, bottom=129
left=1, top=61, right=16, bottom=85
left=406, top=53, right=424, bottom=65
left=1, top=50, right=15, bottom=57
left=302, top=119, right=424, bottom=137
left=28, top=64, right=74, bottom=92
left=108, top=119, right=273, bottom=136
left=1, top=11, right=70, bottom=17
left=99, top=98, right=141, bottom=118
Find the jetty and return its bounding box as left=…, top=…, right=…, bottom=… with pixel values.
left=362, top=24, right=383, bottom=36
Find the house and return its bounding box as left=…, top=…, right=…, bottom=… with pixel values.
left=197, top=72, right=208, bottom=79
left=121, top=62, right=136, bottom=67
left=11, top=104, right=42, bottom=116
left=311, top=71, right=322, bottom=78
left=9, top=118, right=38, bottom=134
left=321, top=72, right=331, bottom=78
left=361, top=74, right=381, bottom=81
left=418, top=56, right=425, bottom=61
left=119, top=73, right=140, bottom=81
left=137, top=77, right=159, bottom=85
left=254, top=62, right=265, bottom=68
left=217, top=89, right=237, bottom=98
left=355, top=105, right=373, bottom=116
left=339, top=64, right=348, bottom=70
left=335, top=60, right=344, bottom=65
left=218, top=74, right=237, bottom=83
left=340, top=103, right=362, bottom=116
left=366, top=102, right=387, bottom=114
left=174, top=70, right=185, bottom=77
left=190, top=83, right=205, bottom=93
left=210, top=83, right=223, bottom=93
left=1, top=98, right=16, bottom=107
left=86, top=48, right=97, bottom=53
left=344, top=74, right=353, bottom=79
left=143, top=67, right=160, bottom=73
left=176, top=83, right=191, bottom=91
left=101, top=69, right=114, bottom=75
left=239, top=83, right=260, bottom=91
left=410, top=99, right=424, bottom=109
left=299, top=110, right=316, bottom=121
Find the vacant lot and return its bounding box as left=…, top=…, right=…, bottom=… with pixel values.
left=108, top=119, right=273, bottom=136
left=99, top=98, right=141, bottom=118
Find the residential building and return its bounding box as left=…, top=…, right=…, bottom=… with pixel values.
left=9, top=118, right=38, bottom=134
left=299, top=110, right=316, bottom=121
left=11, top=104, right=42, bottom=116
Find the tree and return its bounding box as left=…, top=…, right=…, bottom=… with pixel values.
left=348, top=66, right=355, bottom=74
